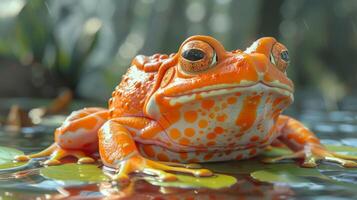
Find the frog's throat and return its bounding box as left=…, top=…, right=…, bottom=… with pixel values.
left=144, top=82, right=293, bottom=119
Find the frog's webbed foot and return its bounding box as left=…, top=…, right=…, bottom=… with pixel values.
left=262, top=144, right=357, bottom=168
left=14, top=143, right=96, bottom=166
left=106, top=154, right=212, bottom=184
left=270, top=115, right=357, bottom=168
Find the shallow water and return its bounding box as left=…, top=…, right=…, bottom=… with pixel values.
left=0, top=97, right=357, bottom=199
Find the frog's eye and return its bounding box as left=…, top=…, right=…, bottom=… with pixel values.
left=280, top=51, right=289, bottom=63
left=270, top=42, right=289, bottom=73
left=179, top=40, right=216, bottom=74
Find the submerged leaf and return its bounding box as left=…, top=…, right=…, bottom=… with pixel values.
left=40, top=163, right=109, bottom=182
left=250, top=162, right=330, bottom=184
left=251, top=170, right=305, bottom=184
left=144, top=173, right=237, bottom=189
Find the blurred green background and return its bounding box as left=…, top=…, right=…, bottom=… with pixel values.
left=1, top=0, right=357, bottom=110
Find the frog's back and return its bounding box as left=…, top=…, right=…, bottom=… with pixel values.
left=108, top=54, right=172, bottom=118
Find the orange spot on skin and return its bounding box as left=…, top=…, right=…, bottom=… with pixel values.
left=180, top=152, right=188, bottom=160
left=214, top=126, right=224, bottom=134
left=227, top=97, right=237, bottom=104
left=204, top=153, right=214, bottom=161
left=216, top=114, right=227, bottom=122
left=207, top=132, right=216, bottom=139
left=235, top=154, right=243, bottom=160
left=165, top=110, right=181, bottom=124
left=179, top=138, right=190, bottom=145
left=201, top=99, right=215, bottom=110
left=184, top=111, right=198, bottom=123
left=235, top=92, right=241, bottom=96
left=224, top=150, right=232, bottom=155
left=157, top=153, right=169, bottom=161
left=207, top=141, right=216, bottom=146
left=198, top=119, right=208, bottom=128
left=184, top=128, right=195, bottom=137
left=250, top=135, right=260, bottom=142
left=142, top=145, right=155, bottom=157
left=249, top=149, right=257, bottom=156
left=169, top=128, right=181, bottom=139
left=235, top=95, right=262, bottom=135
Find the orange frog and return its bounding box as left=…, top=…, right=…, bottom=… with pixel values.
left=16, top=35, right=357, bottom=182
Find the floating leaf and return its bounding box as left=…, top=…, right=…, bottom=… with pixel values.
left=250, top=162, right=330, bottom=184
left=0, top=146, right=26, bottom=169
left=40, top=163, right=109, bottom=182
left=0, top=146, right=24, bottom=164
left=144, top=173, right=237, bottom=189
left=326, top=145, right=357, bottom=156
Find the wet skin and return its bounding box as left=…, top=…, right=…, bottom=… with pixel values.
left=16, top=35, right=357, bottom=182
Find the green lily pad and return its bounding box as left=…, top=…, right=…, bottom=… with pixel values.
left=40, top=163, right=109, bottom=182
left=0, top=146, right=26, bottom=169
left=250, top=162, right=330, bottom=184
left=144, top=173, right=237, bottom=189
left=326, top=145, right=357, bottom=156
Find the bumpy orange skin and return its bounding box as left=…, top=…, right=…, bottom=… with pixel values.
left=104, top=35, right=294, bottom=163
left=18, top=35, right=357, bottom=181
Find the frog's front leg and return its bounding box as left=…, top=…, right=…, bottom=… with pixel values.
left=15, top=107, right=109, bottom=165
left=264, top=115, right=357, bottom=167
left=98, top=118, right=212, bottom=183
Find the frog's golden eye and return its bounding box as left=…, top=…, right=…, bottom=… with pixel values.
left=179, top=40, right=216, bottom=73
left=270, top=42, right=289, bottom=73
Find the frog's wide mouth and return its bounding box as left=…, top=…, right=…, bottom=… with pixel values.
left=164, top=82, right=293, bottom=106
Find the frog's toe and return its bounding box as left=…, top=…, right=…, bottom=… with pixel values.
left=43, top=159, right=61, bottom=166
left=144, top=168, right=178, bottom=181
left=301, top=156, right=318, bottom=168
left=14, top=155, right=30, bottom=162
left=193, top=168, right=213, bottom=177
left=77, top=157, right=96, bottom=164
left=324, top=156, right=357, bottom=168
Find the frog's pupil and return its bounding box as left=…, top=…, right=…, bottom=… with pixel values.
left=281, top=51, right=289, bottom=62
left=182, top=49, right=205, bottom=61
